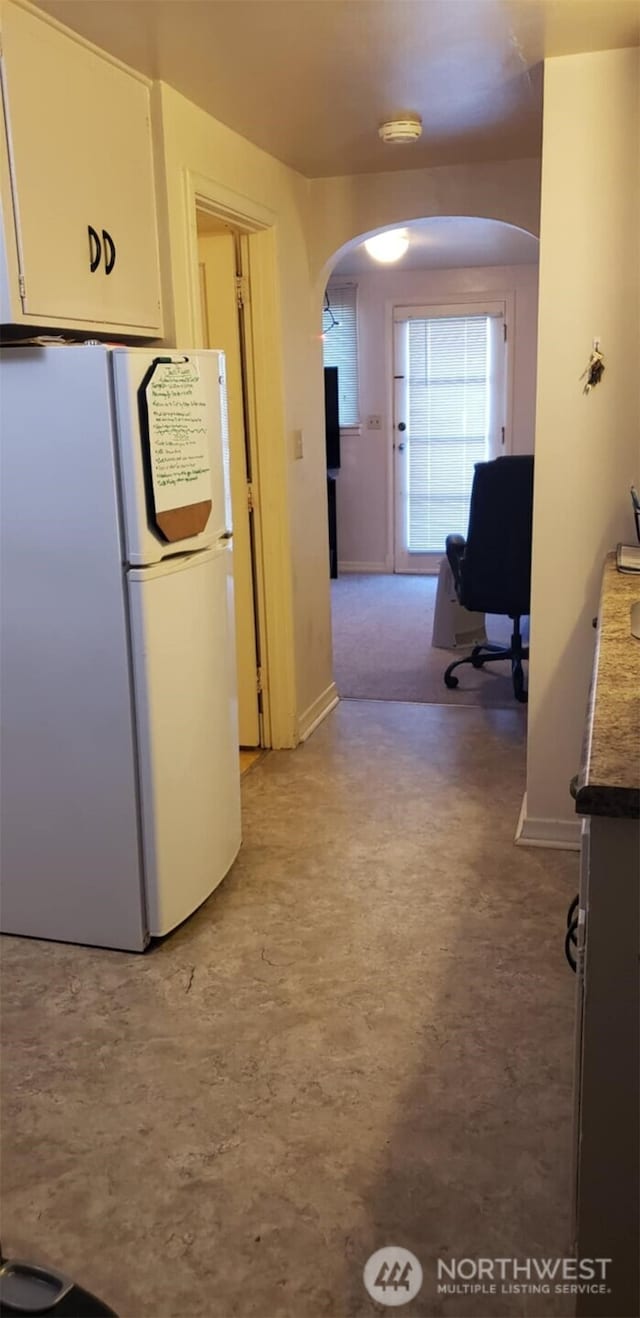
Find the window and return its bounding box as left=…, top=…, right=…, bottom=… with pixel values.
left=322, top=283, right=359, bottom=427
left=395, top=309, right=505, bottom=557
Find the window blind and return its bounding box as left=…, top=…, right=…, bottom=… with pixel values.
left=322, top=284, right=359, bottom=427
left=406, top=314, right=491, bottom=553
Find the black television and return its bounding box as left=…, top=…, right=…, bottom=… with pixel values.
left=324, top=366, right=341, bottom=470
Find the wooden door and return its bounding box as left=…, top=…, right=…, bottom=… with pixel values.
left=198, top=229, right=261, bottom=747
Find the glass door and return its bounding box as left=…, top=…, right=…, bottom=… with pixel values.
left=393, top=304, right=506, bottom=573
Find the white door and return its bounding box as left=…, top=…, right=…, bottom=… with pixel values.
left=393, top=304, right=506, bottom=573
left=1, top=1, right=162, bottom=330
left=128, top=546, right=241, bottom=937
left=198, top=228, right=261, bottom=747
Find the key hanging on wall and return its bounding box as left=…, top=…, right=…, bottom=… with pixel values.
left=580, top=340, right=605, bottom=395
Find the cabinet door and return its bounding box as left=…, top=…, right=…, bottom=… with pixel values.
left=1, top=1, right=162, bottom=331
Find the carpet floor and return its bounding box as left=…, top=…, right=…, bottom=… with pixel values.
left=1, top=701, right=577, bottom=1318
left=331, top=573, right=526, bottom=708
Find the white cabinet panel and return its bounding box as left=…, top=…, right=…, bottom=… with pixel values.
left=0, top=0, right=162, bottom=334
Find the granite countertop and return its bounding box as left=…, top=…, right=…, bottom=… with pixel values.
left=576, top=553, right=640, bottom=818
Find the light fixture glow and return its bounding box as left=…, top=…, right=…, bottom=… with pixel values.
left=364, top=229, right=410, bottom=264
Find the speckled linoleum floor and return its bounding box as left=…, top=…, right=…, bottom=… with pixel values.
left=1, top=701, right=578, bottom=1318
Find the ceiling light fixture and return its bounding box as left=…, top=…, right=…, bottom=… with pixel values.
left=378, top=114, right=423, bottom=145
left=364, top=229, right=410, bottom=264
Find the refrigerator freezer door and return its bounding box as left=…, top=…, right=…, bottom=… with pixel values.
left=128, top=545, right=241, bottom=935
left=110, top=348, right=231, bottom=565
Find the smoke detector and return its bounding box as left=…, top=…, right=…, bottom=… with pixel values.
left=378, top=115, right=423, bottom=145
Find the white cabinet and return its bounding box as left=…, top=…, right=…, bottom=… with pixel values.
left=0, top=0, right=163, bottom=336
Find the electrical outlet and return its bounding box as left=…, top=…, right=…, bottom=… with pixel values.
left=367, top=415, right=382, bottom=430
left=293, top=429, right=304, bottom=460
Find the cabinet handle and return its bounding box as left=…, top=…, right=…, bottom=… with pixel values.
left=88, top=226, right=101, bottom=272
left=102, top=229, right=116, bottom=275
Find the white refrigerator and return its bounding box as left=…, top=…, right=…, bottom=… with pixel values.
left=0, top=345, right=242, bottom=951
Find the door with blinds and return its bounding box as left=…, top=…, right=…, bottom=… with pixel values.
left=393, top=304, right=506, bottom=573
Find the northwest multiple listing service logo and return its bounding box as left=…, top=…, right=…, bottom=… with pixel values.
left=363, top=1248, right=423, bottom=1306
left=363, top=1250, right=613, bottom=1305
left=435, top=1256, right=613, bottom=1298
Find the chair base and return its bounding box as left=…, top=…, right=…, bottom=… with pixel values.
left=443, top=619, right=529, bottom=703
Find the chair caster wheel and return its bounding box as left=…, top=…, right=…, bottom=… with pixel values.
left=513, top=665, right=527, bottom=703
left=471, top=654, right=485, bottom=669
left=444, top=674, right=459, bottom=689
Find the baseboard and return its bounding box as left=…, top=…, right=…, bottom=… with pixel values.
left=394, top=567, right=440, bottom=576
left=298, top=682, right=339, bottom=742
left=337, top=562, right=390, bottom=573
left=515, top=792, right=581, bottom=851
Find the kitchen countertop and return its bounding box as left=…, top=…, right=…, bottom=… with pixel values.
left=575, top=553, right=640, bottom=818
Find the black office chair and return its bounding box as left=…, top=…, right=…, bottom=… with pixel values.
left=443, top=454, right=534, bottom=704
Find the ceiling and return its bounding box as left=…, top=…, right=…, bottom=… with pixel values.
left=34, top=0, right=640, bottom=177
left=332, top=217, right=539, bottom=275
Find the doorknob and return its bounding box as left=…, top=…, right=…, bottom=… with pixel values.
left=398, top=442, right=406, bottom=451
left=398, top=422, right=407, bottom=431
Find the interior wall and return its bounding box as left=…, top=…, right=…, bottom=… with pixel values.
left=524, top=47, right=640, bottom=840
left=332, top=262, right=539, bottom=570
left=153, top=80, right=335, bottom=743
left=308, top=158, right=542, bottom=290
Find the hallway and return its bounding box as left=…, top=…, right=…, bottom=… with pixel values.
left=1, top=701, right=577, bottom=1318
left=331, top=575, right=521, bottom=707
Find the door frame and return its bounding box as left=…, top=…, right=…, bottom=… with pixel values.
left=197, top=227, right=262, bottom=747
left=183, top=169, right=297, bottom=749
left=384, top=290, right=516, bottom=574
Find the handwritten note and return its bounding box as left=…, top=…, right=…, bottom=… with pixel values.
left=145, top=361, right=212, bottom=514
